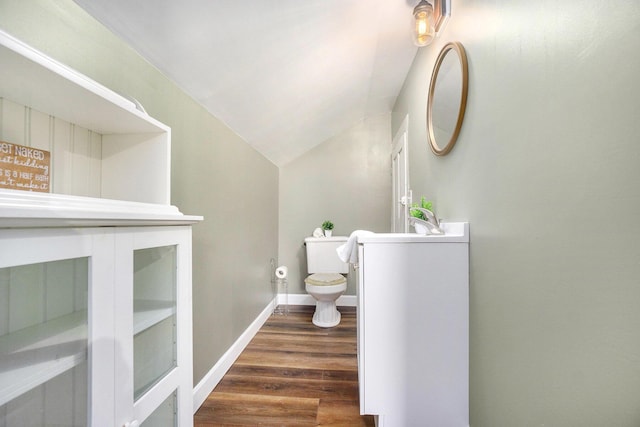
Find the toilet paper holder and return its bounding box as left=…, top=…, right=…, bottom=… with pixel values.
left=274, top=265, right=289, bottom=316
left=275, top=265, right=288, bottom=279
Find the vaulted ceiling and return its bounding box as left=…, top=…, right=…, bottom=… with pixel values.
left=74, top=0, right=418, bottom=166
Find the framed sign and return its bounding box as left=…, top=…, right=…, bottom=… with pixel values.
left=0, top=141, right=51, bottom=192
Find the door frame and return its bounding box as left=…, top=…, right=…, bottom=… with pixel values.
left=391, top=115, right=410, bottom=232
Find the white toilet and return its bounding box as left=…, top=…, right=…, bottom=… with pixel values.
left=304, top=236, right=349, bottom=328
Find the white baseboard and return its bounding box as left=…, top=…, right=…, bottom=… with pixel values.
left=192, top=297, right=275, bottom=413
left=278, top=293, right=357, bottom=307
left=192, top=293, right=357, bottom=413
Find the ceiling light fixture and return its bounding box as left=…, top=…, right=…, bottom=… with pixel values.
left=412, top=0, right=451, bottom=47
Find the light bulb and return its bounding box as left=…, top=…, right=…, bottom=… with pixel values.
left=413, top=1, right=434, bottom=47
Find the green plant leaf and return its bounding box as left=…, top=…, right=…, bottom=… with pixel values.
left=409, top=197, right=434, bottom=220
left=322, top=220, right=334, bottom=230
left=410, top=204, right=425, bottom=219
left=420, top=196, right=433, bottom=210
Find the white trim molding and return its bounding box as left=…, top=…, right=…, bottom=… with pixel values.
left=192, top=298, right=275, bottom=412
left=279, top=293, right=357, bottom=307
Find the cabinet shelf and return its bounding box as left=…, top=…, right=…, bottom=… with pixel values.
left=0, top=189, right=202, bottom=229
left=0, top=30, right=165, bottom=135
left=134, top=300, right=176, bottom=336
left=0, top=311, right=87, bottom=406
left=0, top=29, right=172, bottom=205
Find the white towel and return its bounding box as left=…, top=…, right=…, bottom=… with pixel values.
left=312, top=227, right=324, bottom=238
left=336, top=230, right=374, bottom=264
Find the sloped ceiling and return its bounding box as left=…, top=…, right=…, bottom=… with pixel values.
left=74, top=0, right=418, bottom=166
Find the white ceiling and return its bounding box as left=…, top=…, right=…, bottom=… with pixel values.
left=74, top=0, right=418, bottom=166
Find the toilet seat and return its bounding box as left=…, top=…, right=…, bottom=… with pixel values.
left=304, top=273, right=347, bottom=286
left=304, top=273, right=346, bottom=328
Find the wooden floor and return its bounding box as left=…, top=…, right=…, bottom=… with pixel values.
left=194, top=305, right=375, bottom=427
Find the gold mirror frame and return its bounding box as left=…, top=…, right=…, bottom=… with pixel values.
left=427, top=41, right=469, bottom=156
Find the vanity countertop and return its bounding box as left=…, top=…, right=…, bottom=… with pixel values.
left=357, top=222, right=469, bottom=244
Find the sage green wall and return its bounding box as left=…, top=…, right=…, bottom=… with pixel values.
left=0, top=0, right=279, bottom=385
left=279, top=113, right=392, bottom=295
left=393, top=0, right=640, bottom=425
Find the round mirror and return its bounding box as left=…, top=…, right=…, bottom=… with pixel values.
left=427, top=42, right=469, bottom=156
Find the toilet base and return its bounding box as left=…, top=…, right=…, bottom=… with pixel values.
left=312, top=301, right=341, bottom=328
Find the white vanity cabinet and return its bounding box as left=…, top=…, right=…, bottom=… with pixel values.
left=356, top=223, right=469, bottom=427
left=0, top=29, right=202, bottom=426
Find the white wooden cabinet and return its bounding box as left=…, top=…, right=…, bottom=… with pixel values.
left=0, top=29, right=202, bottom=426
left=0, top=220, right=199, bottom=426
left=356, top=223, right=469, bottom=427
left=0, top=29, right=171, bottom=204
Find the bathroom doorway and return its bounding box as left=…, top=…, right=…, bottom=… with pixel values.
left=392, top=116, right=410, bottom=232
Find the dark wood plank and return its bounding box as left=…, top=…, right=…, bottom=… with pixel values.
left=194, top=305, right=374, bottom=426
left=195, top=392, right=319, bottom=426
left=215, top=374, right=360, bottom=400
left=317, top=399, right=375, bottom=426
left=234, top=348, right=357, bottom=371
left=246, top=334, right=357, bottom=353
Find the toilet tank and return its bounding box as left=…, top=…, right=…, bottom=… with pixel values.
left=304, top=236, right=349, bottom=274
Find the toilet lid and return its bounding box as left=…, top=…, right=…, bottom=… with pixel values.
left=304, top=273, right=347, bottom=286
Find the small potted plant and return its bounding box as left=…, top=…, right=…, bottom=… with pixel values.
left=410, top=197, right=432, bottom=221
left=410, top=197, right=434, bottom=234
left=322, top=220, right=334, bottom=237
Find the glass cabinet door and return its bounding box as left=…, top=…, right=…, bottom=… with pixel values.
left=133, top=245, right=177, bottom=400
left=117, top=226, right=193, bottom=427
left=0, top=225, right=194, bottom=427
left=0, top=257, right=88, bottom=427
left=140, top=390, right=177, bottom=427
